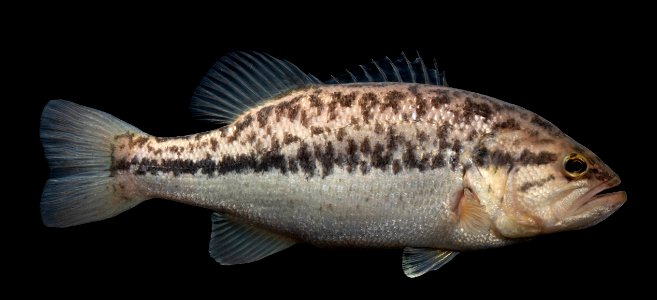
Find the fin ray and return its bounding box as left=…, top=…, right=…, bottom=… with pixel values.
left=402, top=247, right=458, bottom=278
left=458, top=188, right=492, bottom=233
left=40, top=100, right=149, bottom=227
left=326, top=52, right=447, bottom=86
left=220, top=56, right=267, bottom=105
left=209, top=212, right=296, bottom=265
left=227, top=54, right=274, bottom=100
left=240, top=52, right=281, bottom=91
left=401, top=52, right=416, bottom=83
left=386, top=56, right=402, bottom=82
left=191, top=51, right=320, bottom=124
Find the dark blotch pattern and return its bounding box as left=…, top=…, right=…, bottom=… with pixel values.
left=381, top=90, right=405, bottom=113
left=336, top=127, right=347, bottom=142
left=275, top=98, right=300, bottom=122
left=210, top=138, right=218, bottom=152
left=257, top=106, right=273, bottom=128
left=392, top=159, right=401, bottom=174
left=150, top=152, right=273, bottom=177
left=360, top=137, right=372, bottom=155
left=199, top=154, right=217, bottom=175
left=300, top=110, right=309, bottom=128
left=474, top=145, right=488, bottom=167
left=359, top=92, right=378, bottom=123
left=327, top=100, right=339, bottom=121
left=309, top=94, right=322, bottom=109
left=110, top=158, right=131, bottom=175
left=519, top=175, right=555, bottom=192
left=409, top=86, right=428, bottom=117
left=314, top=142, right=335, bottom=178
left=374, top=123, right=384, bottom=134
left=490, top=150, right=514, bottom=167
left=123, top=141, right=292, bottom=176
left=431, top=153, right=446, bottom=169
left=450, top=140, right=462, bottom=170
left=493, top=118, right=521, bottom=130
left=401, top=142, right=428, bottom=171
left=431, top=90, right=451, bottom=107
left=475, top=147, right=556, bottom=168
left=245, top=132, right=257, bottom=144
left=297, top=142, right=316, bottom=175
left=288, top=103, right=300, bottom=120
left=216, top=154, right=257, bottom=175
left=437, top=124, right=451, bottom=140
left=134, top=136, right=149, bottom=147
left=288, top=158, right=299, bottom=173
left=416, top=130, right=428, bottom=143
left=518, top=150, right=557, bottom=165
left=346, top=139, right=360, bottom=173
left=311, top=126, right=325, bottom=135
left=284, top=133, right=300, bottom=145
left=333, top=92, right=356, bottom=107
left=359, top=161, right=369, bottom=175
left=463, top=97, right=492, bottom=121
left=386, top=126, right=404, bottom=151
left=253, top=139, right=286, bottom=174
left=235, top=114, right=253, bottom=133
left=371, top=143, right=392, bottom=171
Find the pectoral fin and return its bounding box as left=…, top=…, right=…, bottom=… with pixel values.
left=457, top=188, right=491, bottom=233
left=402, top=247, right=459, bottom=278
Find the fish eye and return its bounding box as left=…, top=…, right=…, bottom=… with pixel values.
left=563, top=153, right=588, bottom=178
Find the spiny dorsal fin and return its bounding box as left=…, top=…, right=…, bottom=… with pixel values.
left=326, top=52, right=447, bottom=86
left=402, top=247, right=458, bottom=278
left=209, top=212, right=296, bottom=265
left=191, top=51, right=320, bottom=124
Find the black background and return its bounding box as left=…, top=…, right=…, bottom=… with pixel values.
left=9, top=7, right=652, bottom=297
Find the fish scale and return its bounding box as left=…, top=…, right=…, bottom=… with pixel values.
left=115, top=85, right=507, bottom=178
left=39, top=51, right=625, bottom=278
left=114, top=84, right=510, bottom=248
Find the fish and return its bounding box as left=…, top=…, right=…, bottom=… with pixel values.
left=40, top=51, right=626, bottom=277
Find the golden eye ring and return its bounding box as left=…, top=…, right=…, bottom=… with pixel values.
left=563, top=153, right=589, bottom=178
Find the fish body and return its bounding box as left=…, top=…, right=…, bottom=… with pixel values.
left=40, top=52, right=626, bottom=277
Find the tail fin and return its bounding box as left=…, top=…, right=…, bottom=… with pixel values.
left=40, top=100, right=148, bottom=227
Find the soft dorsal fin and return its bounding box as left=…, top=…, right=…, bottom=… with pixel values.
left=191, top=52, right=320, bottom=123
left=209, top=212, right=296, bottom=265
left=326, top=52, right=447, bottom=86
left=402, top=247, right=459, bottom=278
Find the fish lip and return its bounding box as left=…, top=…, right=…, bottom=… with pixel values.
left=573, top=177, right=625, bottom=213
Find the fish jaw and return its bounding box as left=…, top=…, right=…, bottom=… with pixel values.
left=549, top=177, right=626, bottom=232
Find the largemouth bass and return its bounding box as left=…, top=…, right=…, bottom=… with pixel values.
left=40, top=52, right=626, bottom=277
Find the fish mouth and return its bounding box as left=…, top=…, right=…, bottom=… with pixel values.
left=573, top=177, right=626, bottom=214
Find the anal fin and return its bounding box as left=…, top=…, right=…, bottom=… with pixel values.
left=210, top=212, right=296, bottom=265
left=402, top=247, right=458, bottom=278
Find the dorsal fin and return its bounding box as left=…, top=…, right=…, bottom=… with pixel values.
left=326, top=52, right=447, bottom=86
left=191, top=51, right=320, bottom=123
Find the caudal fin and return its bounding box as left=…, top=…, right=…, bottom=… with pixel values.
left=40, top=100, right=148, bottom=227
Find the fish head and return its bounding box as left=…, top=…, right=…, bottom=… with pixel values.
left=472, top=122, right=626, bottom=239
